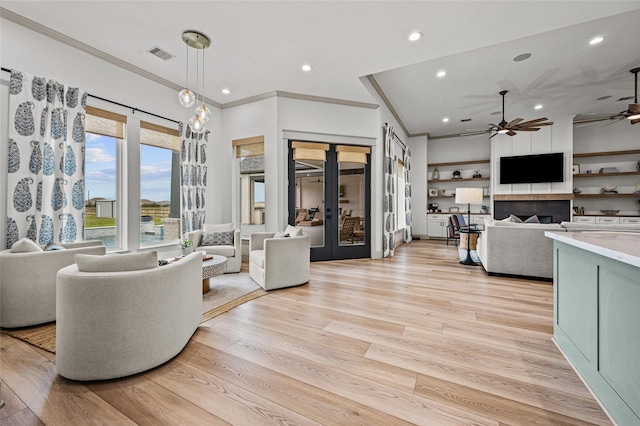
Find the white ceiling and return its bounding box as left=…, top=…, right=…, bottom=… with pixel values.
left=2, top=1, right=640, bottom=138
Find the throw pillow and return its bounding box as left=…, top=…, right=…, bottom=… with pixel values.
left=10, top=238, right=43, bottom=253
left=524, top=215, right=540, bottom=223
left=273, top=232, right=288, bottom=239
left=44, top=242, right=66, bottom=251
left=499, top=216, right=514, bottom=223
left=202, top=231, right=234, bottom=246
left=284, top=224, right=302, bottom=237
left=202, top=223, right=234, bottom=233
left=75, top=251, right=158, bottom=272
left=509, top=214, right=523, bottom=223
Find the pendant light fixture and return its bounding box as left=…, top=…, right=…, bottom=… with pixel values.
left=179, top=31, right=210, bottom=133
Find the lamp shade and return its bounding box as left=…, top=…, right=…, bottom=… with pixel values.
left=455, top=187, right=483, bottom=205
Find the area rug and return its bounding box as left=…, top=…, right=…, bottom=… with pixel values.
left=1, top=273, right=266, bottom=354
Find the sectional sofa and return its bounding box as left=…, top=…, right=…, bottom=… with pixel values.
left=476, top=219, right=640, bottom=280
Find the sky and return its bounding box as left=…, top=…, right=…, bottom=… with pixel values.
left=85, top=133, right=172, bottom=202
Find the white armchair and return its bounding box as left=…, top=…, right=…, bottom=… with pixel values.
left=249, top=227, right=310, bottom=290
left=56, top=251, right=202, bottom=380
left=187, top=223, right=241, bottom=273
left=0, top=240, right=106, bottom=328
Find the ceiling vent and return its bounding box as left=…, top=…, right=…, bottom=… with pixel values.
left=148, top=46, right=175, bottom=61
left=460, top=118, right=472, bottom=122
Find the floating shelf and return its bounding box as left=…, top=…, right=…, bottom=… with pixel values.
left=574, top=214, right=640, bottom=217
left=574, top=171, right=640, bottom=178
left=428, top=159, right=490, bottom=167
left=574, top=193, right=640, bottom=198
left=573, top=149, right=640, bottom=158
left=428, top=177, right=489, bottom=183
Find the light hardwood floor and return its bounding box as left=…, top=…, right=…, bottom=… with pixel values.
left=0, top=239, right=611, bottom=425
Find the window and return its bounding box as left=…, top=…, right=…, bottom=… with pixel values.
left=139, top=121, right=181, bottom=246
left=233, top=136, right=265, bottom=237
left=84, top=106, right=126, bottom=249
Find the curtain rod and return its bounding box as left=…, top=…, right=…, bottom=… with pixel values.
left=2, top=67, right=180, bottom=126
left=383, top=123, right=406, bottom=148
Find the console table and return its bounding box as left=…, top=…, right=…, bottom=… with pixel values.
left=545, top=231, right=640, bottom=425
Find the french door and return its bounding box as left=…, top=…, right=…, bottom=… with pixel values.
left=288, top=141, right=371, bottom=261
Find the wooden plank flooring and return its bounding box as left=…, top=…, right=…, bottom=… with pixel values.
left=0, top=239, right=612, bottom=425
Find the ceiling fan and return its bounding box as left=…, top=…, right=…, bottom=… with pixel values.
left=619, top=67, right=640, bottom=124
left=488, top=90, right=553, bottom=138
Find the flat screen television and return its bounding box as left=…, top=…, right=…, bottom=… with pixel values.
left=500, top=152, right=564, bottom=184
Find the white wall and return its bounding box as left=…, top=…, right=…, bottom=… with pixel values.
left=407, top=135, right=427, bottom=236
left=491, top=116, right=574, bottom=196
left=0, top=19, right=224, bottom=253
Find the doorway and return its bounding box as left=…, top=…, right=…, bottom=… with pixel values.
left=288, top=141, right=371, bottom=261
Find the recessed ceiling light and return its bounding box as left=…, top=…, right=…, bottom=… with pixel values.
left=442, top=117, right=450, bottom=123
left=589, top=36, right=605, bottom=45
left=408, top=32, right=422, bottom=42
left=513, top=53, right=532, bottom=62
left=534, top=104, right=543, bottom=110
left=221, top=88, right=230, bottom=94
left=596, top=95, right=611, bottom=100
left=436, top=70, right=446, bottom=78
left=301, top=64, right=312, bottom=72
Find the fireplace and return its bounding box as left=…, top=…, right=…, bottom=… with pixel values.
left=494, top=200, right=570, bottom=223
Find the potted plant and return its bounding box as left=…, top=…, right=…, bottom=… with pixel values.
left=472, top=170, right=482, bottom=178
left=452, top=170, right=461, bottom=179
left=181, top=239, right=193, bottom=256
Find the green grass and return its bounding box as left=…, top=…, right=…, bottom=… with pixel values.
left=84, top=214, right=163, bottom=227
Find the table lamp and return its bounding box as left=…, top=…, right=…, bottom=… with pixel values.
left=455, top=187, right=483, bottom=266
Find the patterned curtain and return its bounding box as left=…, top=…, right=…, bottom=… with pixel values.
left=383, top=123, right=395, bottom=257
left=6, top=70, right=87, bottom=248
left=403, top=146, right=412, bottom=243
left=180, top=125, right=208, bottom=237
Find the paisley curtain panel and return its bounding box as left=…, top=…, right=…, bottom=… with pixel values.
left=6, top=70, right=87, bottom=248
left=403, top=146, right=412, bottom=244
left=383, top=123, right=395, bottom=257
left=180, top=124, right=208, bottom=238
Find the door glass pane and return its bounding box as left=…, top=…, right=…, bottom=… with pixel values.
left=338, top=161, right=365, bottom=246
left=294, top=159, right=325, bottom=247
left=84, top=133, right=119, bottom=249
left=240, top=154, right=265, bottom=237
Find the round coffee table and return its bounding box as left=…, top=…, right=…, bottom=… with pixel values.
left=202, top=255, right=227, bottom=293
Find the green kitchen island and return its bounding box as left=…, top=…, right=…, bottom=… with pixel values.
left=546, top=231, right=640, bottom=425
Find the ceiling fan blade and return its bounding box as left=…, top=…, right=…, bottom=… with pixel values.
left=506, top=130, right=517, bottom=136
left=489, top=132, right=499, bottom=139
left=631, top=118, right=640, bottom=125
left=600, top=118, right=623, bottom=127
left=507, top=118, right=523, bottom=127
left=513, top=127, right=541, bottom=131
left=515, top=117, right=550, bottom=127
left=517, top=121, right=553, bottom=128
left=629, top=103, right=640, bottom=113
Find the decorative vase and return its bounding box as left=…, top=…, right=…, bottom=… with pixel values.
left=432, top=168, right=440, bottom=180
left=182, top=245, right=194, bottom=256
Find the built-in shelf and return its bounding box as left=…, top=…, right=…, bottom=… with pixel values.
left=493, top=193, right=574, bottom=201
left=574, top=171, right=640, bottom=178
left=428, top=177, right=489, bottom=183
left=428, top=159, right=490, bottom=167
left=429, top=195, right=490, bottom=199
left=574, top=214, right=640, bottom=217
left=573, top=149, right=640, bottom=158
left=574, top=193, right=640, bottom=198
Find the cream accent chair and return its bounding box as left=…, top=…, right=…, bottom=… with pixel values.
left=249, top=226, right=310, bottom=290
left=187, top=223, right=241, bottom=273
left=56, top=251, right=202, bottom=381
left=0, top=240, right=106, bottom=328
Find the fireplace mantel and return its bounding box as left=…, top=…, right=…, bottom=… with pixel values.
left=493, top=193, right=574, bottom=201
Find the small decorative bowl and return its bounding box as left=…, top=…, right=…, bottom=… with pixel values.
left=600, top=210, right=620, bottom=215
left=602, top=185, right=617, bottom=192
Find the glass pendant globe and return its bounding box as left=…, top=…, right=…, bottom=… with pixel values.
left=178, top=89, right=196, bottom=107
left=188, top=115, right=205, bottom=134
left=195, top=104, right=211, bottom=123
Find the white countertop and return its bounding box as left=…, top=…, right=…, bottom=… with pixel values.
left=545, top=231, right=640, bottom=268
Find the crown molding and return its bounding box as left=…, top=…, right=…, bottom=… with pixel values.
left=365, top=74, right=411, bottom=137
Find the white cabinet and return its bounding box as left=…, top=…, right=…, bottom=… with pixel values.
left=595, top=216, right=620, bottom=224
left=621, top=217, right=640, bottom=224
left=427, top=214, right=449, bottom=238
left=572, top=216, right=596, bottom=223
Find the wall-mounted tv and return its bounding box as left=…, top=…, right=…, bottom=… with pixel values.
left=500, top=152, right=564, bottom=184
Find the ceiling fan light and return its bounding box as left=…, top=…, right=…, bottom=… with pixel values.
left=178, top=88, right=196, bottom=107
left=627, top=113, right=640, bottom=120
left=497, top=129, right=509, bottom=134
